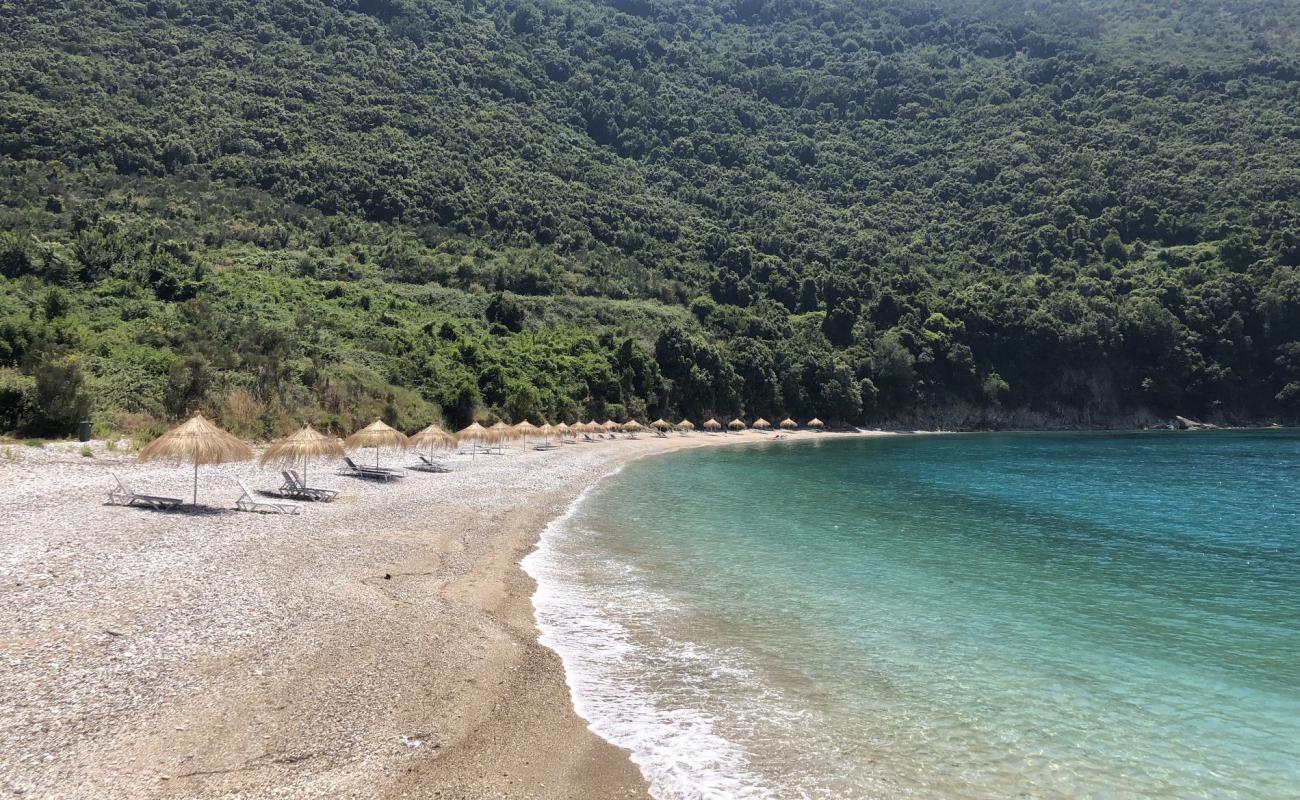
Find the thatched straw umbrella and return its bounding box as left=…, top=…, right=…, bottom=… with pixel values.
left=703, top=417, right=722, bottom=432
left=753, top=418, right=771, bottom=430
left=807, top=418, right=825, bottom=430
left=410, top=423, right=457, bottom=459
left=138, top=412, right=254, bottom=505
left=514, top=420, right=538, bottom=450
left=555, top=422, right=571, bottom=442
left=538, top=422, right=555, bottom=447
left=601, top=420, right=619, bottom=433
left=489, top=420, right=517, bottom=446
left=677, top=419, right=695, bottom=434
left=779, top=418, right=797, bottom=430
left=345, top=419, right=409, bottom=470
left=728, top=418, right=746, bottom=433
left=260, top=423, right=344, bottom=485
left=622, top=419, right=644, bottom=432
left=650, top=418, right=672, bottom=431
left=457, top=422, right=493, bottom=458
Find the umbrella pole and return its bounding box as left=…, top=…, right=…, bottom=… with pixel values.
left=193, top=462, right=198, bottom=505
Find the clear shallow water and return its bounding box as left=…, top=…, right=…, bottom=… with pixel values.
left=523, top=431, right=1300, bottom=799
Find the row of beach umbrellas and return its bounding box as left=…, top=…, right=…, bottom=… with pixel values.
left=135, top=413, right=828, bottom=504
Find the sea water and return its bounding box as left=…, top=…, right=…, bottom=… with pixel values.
left=523, top=431, right=1300, bottom=799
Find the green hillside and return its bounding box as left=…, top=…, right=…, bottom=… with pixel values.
left=2, top=0, right=1299, bottom=438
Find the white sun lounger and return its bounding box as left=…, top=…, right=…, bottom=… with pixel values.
left=107, top=473, right=183, bottom=510
left=235, top=479, right=302, bottom=515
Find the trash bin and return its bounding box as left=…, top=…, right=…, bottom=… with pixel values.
left=77, top=421, right=92, bottom=442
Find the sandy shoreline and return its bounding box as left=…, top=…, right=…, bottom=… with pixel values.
left=0, top=429, right=878, bottom=798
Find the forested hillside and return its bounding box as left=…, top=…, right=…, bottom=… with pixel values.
left=2, top=0, right=1299, bottom=438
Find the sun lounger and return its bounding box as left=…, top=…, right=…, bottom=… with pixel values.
left=276, top=470, right=312, bottom=499
left=276, top=470, right=339, bottom=501
left=343, top=457, right=402, bottom=481
left=298, top=470, right=339, bottom=499
left=411, top=454, right=450, bottom=472
left=235, top=479, right=302, bottom=514
left=107, top=473, right=183, bottom=510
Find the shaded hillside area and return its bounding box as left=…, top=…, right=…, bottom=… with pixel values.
left=2, top=0, right=1299, bottom=437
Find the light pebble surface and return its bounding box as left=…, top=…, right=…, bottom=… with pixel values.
left=0, top=431, right=873, bottom=799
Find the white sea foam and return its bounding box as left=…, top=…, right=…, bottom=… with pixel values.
left=523, top=473, right=790, bottom=800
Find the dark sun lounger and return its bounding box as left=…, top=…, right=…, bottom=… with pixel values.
left=277, top=470, right=339, bottom=501
left=343, top=457, right=402, bottom=481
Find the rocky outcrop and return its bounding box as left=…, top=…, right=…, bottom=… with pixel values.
left=1171, top=415, right=1220, bottom=430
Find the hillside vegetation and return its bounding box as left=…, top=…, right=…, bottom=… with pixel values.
left=2, top=0, right=1299, bottom=437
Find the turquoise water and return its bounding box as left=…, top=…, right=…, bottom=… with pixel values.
left=524, top=431, right=1300, bottom=799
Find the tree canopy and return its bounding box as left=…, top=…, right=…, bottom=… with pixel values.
left=1, top=0, right=1298, bottom=435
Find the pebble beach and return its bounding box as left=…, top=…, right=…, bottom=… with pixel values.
left=0, top=430, right=858, bottom=799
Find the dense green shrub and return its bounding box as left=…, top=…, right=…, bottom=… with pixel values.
left=27, top=356, right=91, bottom=436
left=0, top=369, right=34, bottom=432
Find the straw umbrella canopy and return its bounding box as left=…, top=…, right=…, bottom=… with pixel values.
left=555, top=422, right=571, bottom=441
left=779, top=418, right=797, bottom=430
left=345, top=419, right=409, bottom=469
left=728, top=418, right=747, bottom=432
left=489, top=420, right=517, bottom=445
left=753, top=418, right=772, bottom=430
left=410, top=423, right=457, bottom=456
left=538, top=422, right=555, bottom=447
left=514, top=420, right=538, bottom=449
left=650, top=418, right=672, bottom=430
left=138, top=412, right=254, bottom=505
left=807, top=418, right=825, bottom=429
left=703, top=418, right=722, bottom=432
left=621, top=419, right=644, bottom=432
left=457, top=421, right=489, bottom=443
left=259, top=423, right=344, bottom=484
left=677, top=419, right=695, bottom=431
left=601, top=419, right=619, bottom=432
left=457, top=422, right=493, bottom=458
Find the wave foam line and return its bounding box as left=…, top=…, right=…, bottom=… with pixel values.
left=522, top=471, right=780, bottom=800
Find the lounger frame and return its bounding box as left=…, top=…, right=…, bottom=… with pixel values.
left=276, top=470, right=339, bottom=501
left=106, top=473, right=183, bottom=510
left=342, top=457, right=403, bottom=481
left=235, top=479, right=302, bottom=514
